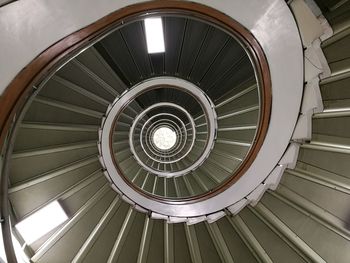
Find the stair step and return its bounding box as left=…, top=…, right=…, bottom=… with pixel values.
left=9, top=155, right=99, bottom=193
left=31, top=184, right=113, bottom=262
left=34, top=96, right=104, bottom=119
left=10, top=141, right=98, bottom=184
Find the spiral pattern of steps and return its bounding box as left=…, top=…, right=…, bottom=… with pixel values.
left=89, top=11, right=272, bottom=219
left=1, top=0, right=350, bottom=262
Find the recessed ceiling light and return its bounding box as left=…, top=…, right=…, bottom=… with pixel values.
left=15, top=201, right=68, bottom=244
left=144, top=17, right=165, bottom=54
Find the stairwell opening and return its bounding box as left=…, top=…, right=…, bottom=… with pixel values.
left=152, top=127, right=177, bottom=151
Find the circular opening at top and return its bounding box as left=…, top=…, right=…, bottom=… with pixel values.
left=152, top=126, right=177, bottom=150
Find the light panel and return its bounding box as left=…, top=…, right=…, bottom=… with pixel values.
left=15, top=201, right=68, bottom=244
left=144, top=17, right=165, bottom=54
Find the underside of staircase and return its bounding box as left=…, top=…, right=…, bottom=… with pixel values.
left=1, top=0, right=350, bottom=262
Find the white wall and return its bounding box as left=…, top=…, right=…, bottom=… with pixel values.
left=0, top=0, right=146, bottom=95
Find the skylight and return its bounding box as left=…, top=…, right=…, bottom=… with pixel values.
left=144, top=17, right=165, bottom=54
left=153, top=127, right=177, bottom=150
left=15, top=201, right=68, bottom=244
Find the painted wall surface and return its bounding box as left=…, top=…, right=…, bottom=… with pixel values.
left=0, top=0, right=146, bottom=95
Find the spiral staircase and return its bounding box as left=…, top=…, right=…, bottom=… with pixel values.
left=1, top=0, right=350, bottom=262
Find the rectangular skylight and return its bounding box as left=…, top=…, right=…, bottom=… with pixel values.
left=144, top=17, right=165, bottom=54
left=15, top=201, right=68, bottom=244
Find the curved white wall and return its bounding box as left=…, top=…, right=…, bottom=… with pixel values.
left=0, top=0, right=144, bottom=95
